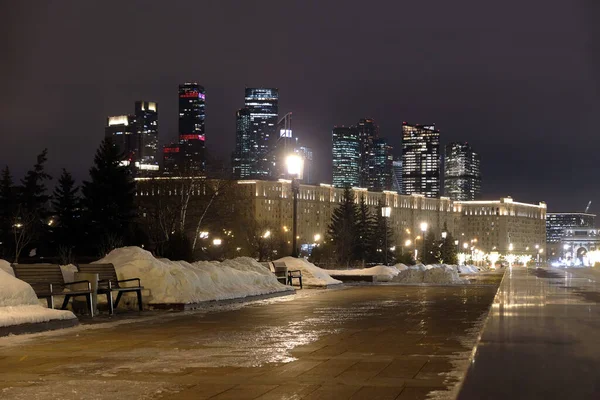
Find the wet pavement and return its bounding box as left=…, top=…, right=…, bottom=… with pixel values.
left=0, top=283, right=500, bottom=400
left=458, top=267, right=600, bottom=399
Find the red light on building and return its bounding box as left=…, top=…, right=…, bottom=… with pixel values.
left=163, top=147, right=180, bottom=153
left=180, top=134, right=203, bottom=140
left=179, top=92, right=206, bottom=100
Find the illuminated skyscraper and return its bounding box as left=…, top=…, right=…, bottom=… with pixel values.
left=232, top=108, right=252, bottom=179
left=332, top=126, right=360, bottom=188
left=178, top=83, right=206, bottom=174
left=546, top=213, right=596, bottom=243
left=134, top=101, right=159, bottom=174
left=444, top=142, right=481, bottom=201
left=368, top=138, right=393, bottom=191
left=357, top=118, right=378, bottom=187
left=297, top=145, right=314, bottom=185
left=245, top=88, right=278, bottom=178
left=401, top=123, right=440, bottom=198
left=105, top=100, right=159, bottom=176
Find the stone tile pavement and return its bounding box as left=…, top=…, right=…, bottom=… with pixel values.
left=0, top=282, right=500, bottom=400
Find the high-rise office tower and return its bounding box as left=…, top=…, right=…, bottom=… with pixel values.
left=162, top=143, right=181, bottom=174
left=392, top=158, right=402, bottom=193
left=105, top=115, right=136, bottom=163
left=178, top=83, right=206, bottom=174
left=367, top=138, right=393, bottom=191
left=332, top=126, right=361, bottom=188
left=401, top=123, right=441, bottom=198
left=297, top=145, right=314, bottom=185
left=444, top=142, right=481, bottom=201
left=357, top=118, right=378, bottom=187
left=245, top=88, right=278, bottom=178
left=546, top=213, right=596, bottom=243
left=134, top=101, right=159, bottom=174
left=232, top=108, right=252, bottom=179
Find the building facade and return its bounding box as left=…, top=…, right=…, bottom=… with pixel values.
left=455, top=197, right=547, bottom=256
left=546, top=213, right=595, bottom=243
left=105, top=114, right=136, bottom=162
left=332, top=127, right=361, bottom=188
left=178, top=83, right=206, bottom=174
left=401, top=123, right=441, bottom=198
left=245, top=88, right=279, bottom=178
left=136, top=178, right=546, bottom=261
left=444, top=142, right=481, bottom=201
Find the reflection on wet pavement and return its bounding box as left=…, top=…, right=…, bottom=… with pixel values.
left=458, top=267, right=600, bottom=399
left=0, top=283, right=501, bottom=400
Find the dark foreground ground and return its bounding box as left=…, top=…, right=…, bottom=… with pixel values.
left=0, top=280, right=501, bottom=400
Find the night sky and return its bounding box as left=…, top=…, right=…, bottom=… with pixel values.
left=1, top=1, right=598, bottom=212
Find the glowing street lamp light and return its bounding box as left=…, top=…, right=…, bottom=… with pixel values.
left=212, top=238, right=222, bottom=246
left=314, top=234, right=321, bottom=242
left=286, top=154, right=304, bottom=257
left=509, top=243, right=514, bottom=251
left=263, top=230, right=271, bottom=239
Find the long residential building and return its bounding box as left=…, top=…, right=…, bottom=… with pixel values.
left=136, top=178, right=546, bottom=257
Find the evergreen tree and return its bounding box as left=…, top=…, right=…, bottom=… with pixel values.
left=355, top=195, right=374, bottom=264
left=82, top=138, right=136, bottom=254
left=327, top=187, right=359, bottom=267
left=0, top=166, right=16, bottom=258
left=422, top=230, right=440, bottom=264
left=52, top=169, right=80, bottom=255
left=369, top=201, right=394, bottom=265
left=439, top=222, right=458, bottom=264
left=20, top=149, right=52, bottom=212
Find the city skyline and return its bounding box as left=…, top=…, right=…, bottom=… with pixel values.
left=1, top=1, right=598, bottom=212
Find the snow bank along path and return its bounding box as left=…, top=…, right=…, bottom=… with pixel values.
left=96, top=247, right=293, bottom=305
left=275, top=257, right=342, bottom=287
left=0, top=266, right=76, bottom=328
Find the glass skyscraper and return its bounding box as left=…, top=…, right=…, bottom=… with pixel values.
left=245, top=88, right=278, bottom=178
left=368, top=138, right=393, bottom=191
left=232, top=108, right=252, bottom=179
left=357, top=118, right=378, bottom=187
left=178, top=82, right=206, bottom=174
left=332, top=127, right=360, bottom=188
left=444, top=142, right=481, bottom=201
left=401, top=123, right=440, bottom=198
left=392, top=158, right=402, bottom=193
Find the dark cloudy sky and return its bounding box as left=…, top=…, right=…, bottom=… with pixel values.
left=1, top=1, right=598, bottom=212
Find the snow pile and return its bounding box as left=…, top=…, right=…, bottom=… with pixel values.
left=392, top=264, right=465, bottom=284
left=96, top=247, right=293, bottom=305
left=0, top=269, right=76, bottom=328
left=324, top=265, right=400, bottom=282
left=457, top=265, right=480, bottom=274
left=0, top=259, right=14, bottom=276
left=275, top=257, right=342, bottom=287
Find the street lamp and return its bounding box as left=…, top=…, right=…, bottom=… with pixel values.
left=212, top=238, right=222, bottom=246
left=263, top=230, right=271, bottom=239
left=286, top=154, right=304, bottom=257
left=382, top=206, right=392, bottom=265
left=420, top=222, right=428, bottom=263
left=314, top=233, right=321, bottom=243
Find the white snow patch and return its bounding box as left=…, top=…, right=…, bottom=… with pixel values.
left=274, top=257, right=342, bottom=287
left=0, top=269, right=76, bottom=328
left=0, top=259, right=14, bottom=276
left=95, top=247, right=293, bottom=305
left=392, top=264, right=466, bottom=284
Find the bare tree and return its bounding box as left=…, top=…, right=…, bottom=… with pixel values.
left=12, top=206, right=37, bottom=263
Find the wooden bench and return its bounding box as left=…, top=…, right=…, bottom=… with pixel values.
left=77, top=263, right=143, bottom=315
left=12, top=264, right=94, bottom=316
left=272, top=261, right=303, bottom=289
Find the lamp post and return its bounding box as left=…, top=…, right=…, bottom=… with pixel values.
left=382, top=206, right=392, bottom=265
left=420, top=222, right=428, bottom=263
left=286, top=154, right=304, bottom=257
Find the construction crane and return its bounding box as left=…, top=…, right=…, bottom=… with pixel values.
left=585, top=201, right=592, bottom=213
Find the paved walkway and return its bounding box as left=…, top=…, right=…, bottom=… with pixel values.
left=458, top=267, right=600, bottom=399
left=0, top=284, right=499, bottom=400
